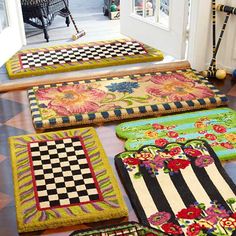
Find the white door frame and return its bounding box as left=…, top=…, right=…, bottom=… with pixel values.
left=187, top=0, right=212, bottom=71
left=0, top=0, right=26, bottom=67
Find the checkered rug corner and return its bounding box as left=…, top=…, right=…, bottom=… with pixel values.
left=70, top=221, right=168, bottom=236
left=9, top=128, right=128, bottom=232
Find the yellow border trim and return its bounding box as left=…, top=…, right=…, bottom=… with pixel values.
left=9, top=127, right=128, bottom=232
left=6, top=39, right=163, bottom=79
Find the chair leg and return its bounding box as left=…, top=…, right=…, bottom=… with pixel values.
left=39, top=12, right=49, bottom=42
left=66, top=16, right=70, bottom=27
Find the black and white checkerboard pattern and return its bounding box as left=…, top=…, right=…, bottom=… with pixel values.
left=29, top=137, right=100, bottom=209
left=20, top=41, right=147, bottom=69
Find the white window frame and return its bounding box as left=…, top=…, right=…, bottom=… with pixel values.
left=130, top=0, right=170, bottom=31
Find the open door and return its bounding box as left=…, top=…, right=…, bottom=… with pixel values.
left=0, top=0, right=25, bottom=67
left=120, top=0, right=189, bottom=59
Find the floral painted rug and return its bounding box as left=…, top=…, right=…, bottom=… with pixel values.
left=116, top=108, right=236, bottom=161
left=6, top=39, right=163, bottom=79
left=28, top=69, right=227, bottom=130
left=70, top=222, right=167, bottom=236
left=115, top=140, right=236, bottom=236
left=9, top=128, right=127, bottom=232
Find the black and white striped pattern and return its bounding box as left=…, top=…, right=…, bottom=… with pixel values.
left=115, top=140, right=236, bottom=235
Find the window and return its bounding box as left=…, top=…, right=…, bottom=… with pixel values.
left=133, top=0, right=170, bottom=28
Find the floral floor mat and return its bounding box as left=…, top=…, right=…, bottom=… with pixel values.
left=116, top=108, right=236, bottom=161
left=6, top=39, right=163, bottom=79
left=9, top=128, right=127, bottom=232
left=28, top=69, right=227, bottom=130
left=115, top=140, right=236, bottom=235
left=70, top=222, right=167, bottom=236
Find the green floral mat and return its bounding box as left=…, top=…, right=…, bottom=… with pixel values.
left=115, top=140, right=236, bottom=235
left=28, top=69, right=227, bottom=130
left=116, top=108, right=236, bottom=161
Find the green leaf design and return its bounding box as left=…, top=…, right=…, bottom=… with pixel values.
left=143, top=146, right=159, bottom=155
left=198, top=203, right=206, bottom=210
left=134, top=172, right=142, bottom=179
left=122, top=99, right=133, bottom=106
left=164, top=168, right=170, bottom=173
left=226, top=198, right=236, bottom=204
left=117, top=151, right=135, bottom=159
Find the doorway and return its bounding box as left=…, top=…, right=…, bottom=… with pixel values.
left=0, top=0, right=191, bottom=90
left=24, top=0, right=123, bottom=47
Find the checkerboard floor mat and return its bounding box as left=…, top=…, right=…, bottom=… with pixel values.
left=70, top=222, right=167, bottom=236
left=9, top=128, right=127, bottom=232
left=6, top=39, right=163, bottom=79
left=115, top=140, right=236, bottom=235
left=28, top=69, right=227, bottom=130
left=20, top=41, right=146, bottom=69
left=30, top=137, right=100, bottom=209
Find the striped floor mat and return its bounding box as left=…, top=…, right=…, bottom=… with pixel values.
left=115, top=140, right=236, bottom=235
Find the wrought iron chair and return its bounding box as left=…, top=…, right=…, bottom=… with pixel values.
left=21, top=0, right=70, bottom=42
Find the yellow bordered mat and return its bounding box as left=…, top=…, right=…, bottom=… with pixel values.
left=6, top=39, right=163, bottom=79
left=9, top=127, right=127, bottom=232
left=28, top=68, right=227, bottom=130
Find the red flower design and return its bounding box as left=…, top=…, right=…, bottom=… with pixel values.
left=155, top=138, right=168, bottom=147
left=167, top=159, right=190, bottom=172
left=220, top=217, right=236, bottom=229
left=213, top=125, right=226, bottom=133
left=205, top=133, right=217, bottom=141
left=232, top=212, right=236, bottom=219
left=123, top=157, right=140, bottom=165
left=184, top=148, right=202, bottom=157
left=152, top=123, right=165, bottom=130
left=176, top=206, right=202, bottom=219
left=161, top=222, right=183, bottom=235
left=36, top=84, right=106, bottom=116
left=169, top=147, right=182, bottom=156
left=186, top=223, right=203, bottom=236
left=221, top=142, right=233, bottom=149
left=167, top=131, right=179, bottom=138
